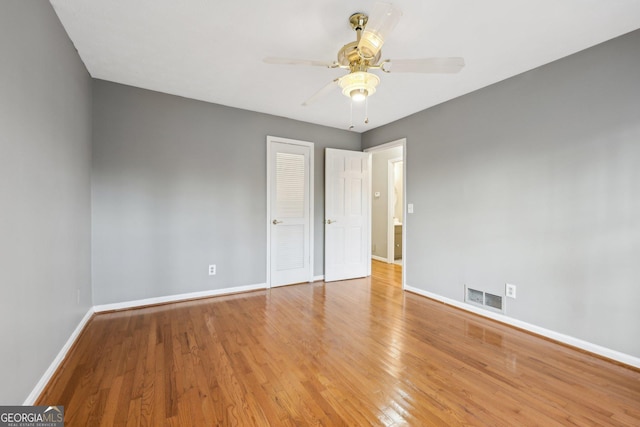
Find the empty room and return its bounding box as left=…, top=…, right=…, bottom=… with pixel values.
left=1, top=1, right=639, bottom=425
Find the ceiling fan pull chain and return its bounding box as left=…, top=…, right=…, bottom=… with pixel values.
left=364, top=97, right=369, bottom=124
left=349, top=98, right=354, bottom=130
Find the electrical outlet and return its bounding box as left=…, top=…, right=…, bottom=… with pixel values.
left=505, top=283, right=516, bottom=299
left=208, top=264, right=216, bottom=275
left=407, top=203, right=414, bottom=214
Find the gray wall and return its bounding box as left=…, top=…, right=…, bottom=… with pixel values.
left=363, top=30, right=640, bottom=357
left=92, top=81, right=360, bottom=305
left=0, top=2, right=93, bottom=404
left=371, top=146, right=403, bottom=258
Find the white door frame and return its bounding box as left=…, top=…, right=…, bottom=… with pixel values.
left=364, top=138, right=407, bottom=289
left=266, top=136, right=314, bottom=288
left=387, top=157, right=403, bottom=263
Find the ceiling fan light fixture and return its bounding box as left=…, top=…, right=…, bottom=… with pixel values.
left=339, top=71, right=380, bottom=101
left=350, top=89, right=367, bottom=102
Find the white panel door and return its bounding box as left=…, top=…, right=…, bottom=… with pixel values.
left=324, top=148, right=371, bottom=282
left=268, top=138, right=313, bottom=287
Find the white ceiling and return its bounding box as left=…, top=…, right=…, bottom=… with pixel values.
left=50, top=0, right=640, bottom=133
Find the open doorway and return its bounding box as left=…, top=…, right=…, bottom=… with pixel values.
left=365, top=139, right=406, bottom=289
left=388, top=158, right=403, bottom=266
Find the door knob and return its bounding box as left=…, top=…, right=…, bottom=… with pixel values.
left=272, top=219, right=283, bottom=225
left=326, top=219, right=337, bottom=224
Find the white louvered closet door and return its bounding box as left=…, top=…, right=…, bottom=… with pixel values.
left=268, top=139, right=312, bottom=287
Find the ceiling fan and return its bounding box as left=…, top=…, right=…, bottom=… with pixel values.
left=264, top=2, right=465, bottom=109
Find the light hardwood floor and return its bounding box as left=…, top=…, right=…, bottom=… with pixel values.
left=38, top=260, right=640, bottom=426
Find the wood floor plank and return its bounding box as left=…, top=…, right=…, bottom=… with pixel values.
left=36, top=260, right=640, bottom=426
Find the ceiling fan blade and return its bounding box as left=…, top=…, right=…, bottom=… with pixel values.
left=383, top=57, right=465, bottom=74
left=357, top=2, right=402, bottom=60
left=263, top=57, right=335, bottom=68
left=302, top=78, right=341, bottom=106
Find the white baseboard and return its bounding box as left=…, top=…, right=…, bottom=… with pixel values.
left=94, top=283, right=268, bottom=313
left=24, top=307, right=95, bottom=405
left=371, top=255, right=389, bottom=263
left=405, top=285, right=640, bottom=369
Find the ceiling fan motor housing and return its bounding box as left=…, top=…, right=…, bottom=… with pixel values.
left=337, top=41, right=381, bottom=71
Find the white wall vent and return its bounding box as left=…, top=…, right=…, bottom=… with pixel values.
left=465, top=286, right=505, bottom=313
